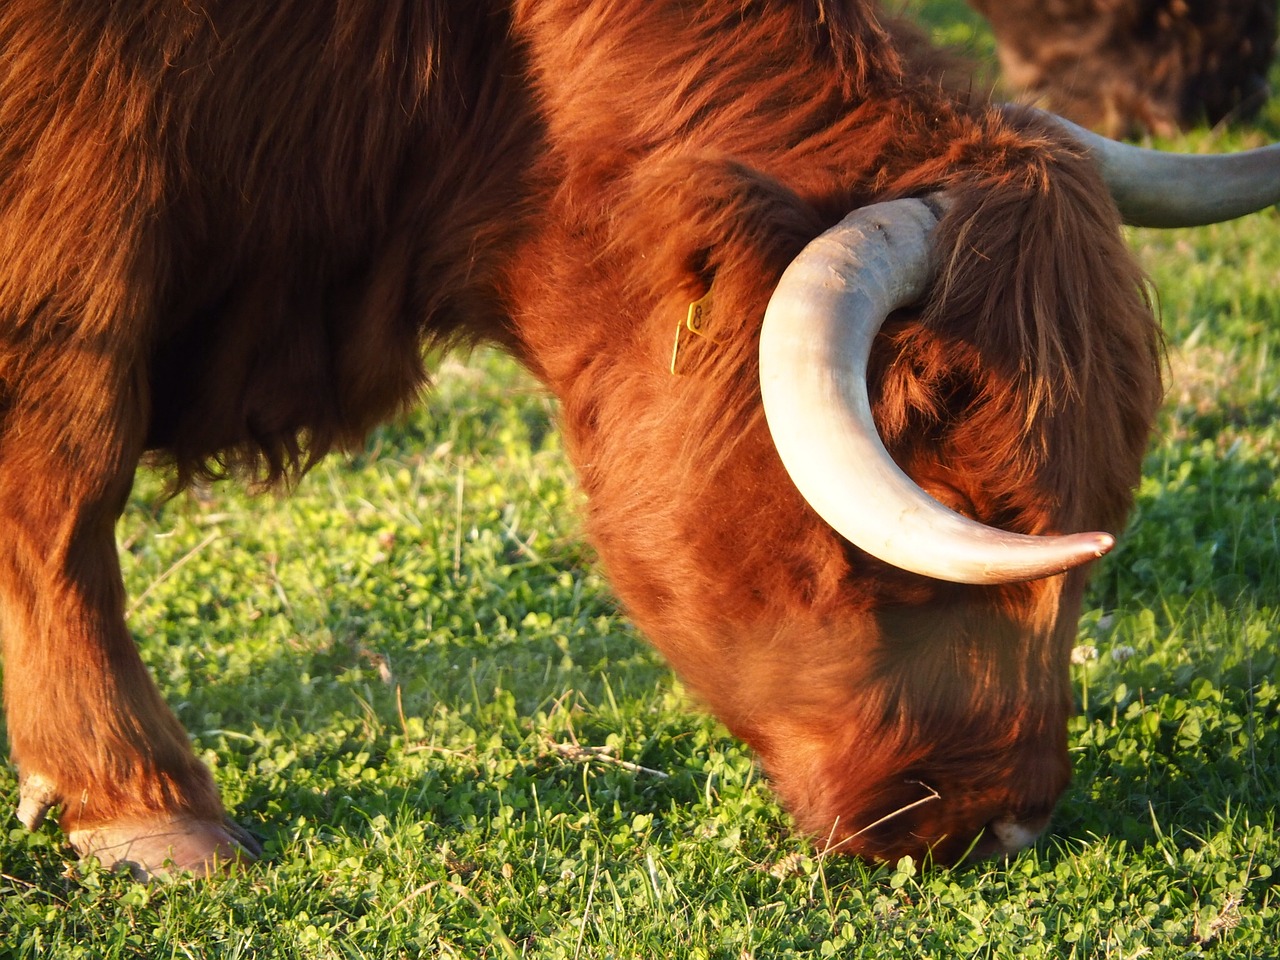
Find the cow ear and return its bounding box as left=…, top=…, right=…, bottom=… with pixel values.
left=612, top=153, right=824, bottom=338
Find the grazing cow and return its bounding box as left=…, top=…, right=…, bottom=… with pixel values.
left=969, top=0, right=1279, bottom=137
left=1, top=0, right=1278, bottom=878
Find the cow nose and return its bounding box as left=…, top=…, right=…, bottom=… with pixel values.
left=986, top=812, right=1052, bottom=855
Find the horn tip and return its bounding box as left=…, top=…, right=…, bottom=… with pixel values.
left=1089, top=532, right=1116, bottom=559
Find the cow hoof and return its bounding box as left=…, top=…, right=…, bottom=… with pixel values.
left=16, top=773, right=60, bottom=830
left=69, top=816, right=262, bottom=880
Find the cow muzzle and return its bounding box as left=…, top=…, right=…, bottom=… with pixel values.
left=980, top=812, right=1054, bottom=859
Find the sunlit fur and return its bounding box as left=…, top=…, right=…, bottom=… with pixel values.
left=970, top=0, right=1278, bottom=137
left=0, top=0, right=1162, bottom=865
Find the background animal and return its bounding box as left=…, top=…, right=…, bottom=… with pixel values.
left=0, top=0, right=1276, bottom=890
left=969, top=0, right=1279, bottom=137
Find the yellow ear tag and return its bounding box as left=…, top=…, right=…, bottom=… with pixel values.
left=670, top=288, right=716, bottom=375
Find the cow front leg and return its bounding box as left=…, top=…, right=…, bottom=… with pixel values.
left=0, top=358, right=257, bottom=879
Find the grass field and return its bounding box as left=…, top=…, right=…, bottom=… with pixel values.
left=2, top=3, right=1278, bottom=957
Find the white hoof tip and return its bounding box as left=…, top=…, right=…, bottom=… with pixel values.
left=16, top=773, right=60, bottom=831
left=69, top=817, right=259, bottom=881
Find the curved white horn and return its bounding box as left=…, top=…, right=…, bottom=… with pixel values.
left=1028, top=108, right=1280, bottom=228
left=758, top=196, right=1114, bottom=585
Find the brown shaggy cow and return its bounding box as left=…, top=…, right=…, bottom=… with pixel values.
left=969, top=0, right=1278, bottom=137
left=1, top=0, right=1277, bottom=877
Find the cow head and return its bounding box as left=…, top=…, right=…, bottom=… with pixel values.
left=752, top=128, right=1280, bottom=862
left=516, top=109, right=1280, bottom=864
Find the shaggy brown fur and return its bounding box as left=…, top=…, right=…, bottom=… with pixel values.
left=970, top=0, right=1278, bottom=137
left=0, top=0, right=1163, bottom=867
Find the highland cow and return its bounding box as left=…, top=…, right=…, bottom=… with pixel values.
left=970, top=0, right=1278, bottom=137
left=1, top=0, right=1278, bottom=878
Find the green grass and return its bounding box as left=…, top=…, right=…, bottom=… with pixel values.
left=2, top=3, right=1279, bottom=957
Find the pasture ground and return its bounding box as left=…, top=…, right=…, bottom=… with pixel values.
left=1, top=1, right=1278, bottom=956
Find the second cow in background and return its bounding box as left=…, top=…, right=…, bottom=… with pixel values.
left=970, top=0, right=1278, bottom=137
